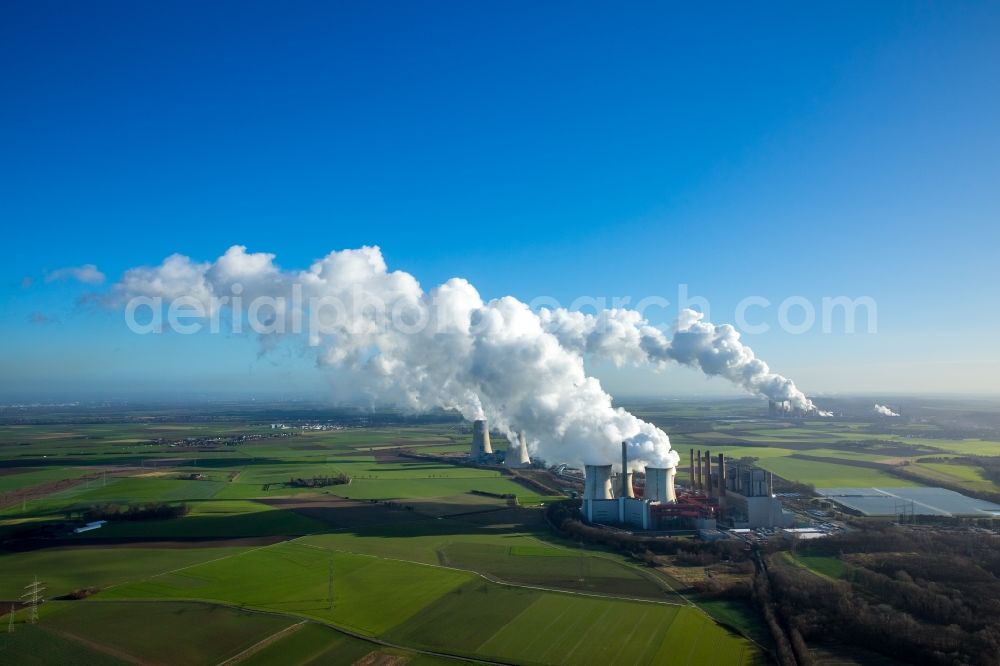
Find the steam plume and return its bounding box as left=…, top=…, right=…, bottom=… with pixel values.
left=109, top=245, right=825, bottom=467
left=538, top=308, right=830, bottom=415
left=873, top=403, right=900, bottom=417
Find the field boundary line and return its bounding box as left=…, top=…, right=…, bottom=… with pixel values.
left=84, top=598, right=515, bottom=666
left=300, top=540, right=690, bottom=607
left=98, top=536, right=307, bottom=592
left=40, top=623, right=148, bottom=665
left=215, top=619, right=306, bottom=665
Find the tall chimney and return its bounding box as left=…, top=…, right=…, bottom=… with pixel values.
left=689, top=449, right=695, bottom=490
left=695, top=450, right=702, bottom=489
left=704, top=449, right=712, bottom=496
left=621, top=442, right=629, bottom=499
left=718, top=453, right=726, bottom=495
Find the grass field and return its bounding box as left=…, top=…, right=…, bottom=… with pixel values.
left=385, top=579, right=761, bottom=665
left=6, top=401, right=999, bottom=665
left=754, top=456, right=917, bottom=488
left=41, top=601, right=294, bottom=665
left=0, top=544, right=246, bottom=598
left=791, top=554, right=846, bottom=579
left=238, top=622, right=378, bottom=666
left=0, top=621, right=128, bottom=665
left=99, top=540, right=474, bottom=635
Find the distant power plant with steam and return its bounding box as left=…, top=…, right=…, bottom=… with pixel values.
left=468, top=418, right=531, bottom=468
left=769, top=399, right=810, bottom=419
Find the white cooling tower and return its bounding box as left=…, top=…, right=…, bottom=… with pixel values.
left=623, top=471, right=635, bottom=498
left=583, top=464, right=614, bottom=500
left=505, top=431, right=531, bottom=468
left=517, top=431, right=530, bottom=465
left=644, top=466, right=677, bottom=503
left=470, top=419, right=493, bottom=457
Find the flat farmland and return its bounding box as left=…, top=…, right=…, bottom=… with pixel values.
left=66, top=499, right=328, bottom=539
left=99, top=540, right=473, bottom=635
left=440, top=541, right=679, bottom=600
left=40, top=600, right=296, bottom=665
left=388, top=580, right=760, bottom=665
left=237, top=622, right=377, bottom=666
left=0, top=621, right=128, bottom=665
left=0, top=543, right=245, bottom=598
left=755, top=455, right=917, bottom=487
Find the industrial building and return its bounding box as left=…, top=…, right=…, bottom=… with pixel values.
left=579, top=445, right=794, bottom=532
left=720, top=460, right=795, bottom=528
left=581, top=443, right=714, bottom=531
left=687, top=450, right=794, bottom=528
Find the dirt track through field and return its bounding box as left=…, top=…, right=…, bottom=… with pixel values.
left=215, top=619, right=306, bottom=665
left=41, top=624, right=149, bottom=665
left=0, top=476, right=93, bottom=508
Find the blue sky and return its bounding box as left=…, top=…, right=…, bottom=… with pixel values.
left=2, top=2, right=998, bottom=400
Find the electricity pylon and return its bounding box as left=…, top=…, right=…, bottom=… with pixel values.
left=21, top=577, right=44, bottom=624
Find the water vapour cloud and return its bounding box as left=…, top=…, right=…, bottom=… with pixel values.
left=107, top=245, right=828, bottom=467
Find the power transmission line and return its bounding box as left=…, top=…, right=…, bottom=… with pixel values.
left=20, top=577, right=44, bottom=624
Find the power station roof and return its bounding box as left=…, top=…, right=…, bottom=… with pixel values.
left=817, top=487, right=1000, bottom=517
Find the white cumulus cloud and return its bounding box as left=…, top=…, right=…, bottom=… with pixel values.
left=45, top=264, right=106, bottom=285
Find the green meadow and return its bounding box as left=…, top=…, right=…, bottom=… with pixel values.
left=5, top=401, right=998, bottom=664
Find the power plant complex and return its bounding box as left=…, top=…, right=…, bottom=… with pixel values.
left=465, top=421, right=792, bottom=532
left=468, top=419, right=531, bottom=468
left=578, top=445, right=793, bottom=531
left=580, top=443, right=687, bottom=529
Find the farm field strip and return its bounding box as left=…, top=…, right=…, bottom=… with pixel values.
left=302, top=540, right=689, bottom=607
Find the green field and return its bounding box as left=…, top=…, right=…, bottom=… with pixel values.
left=6, top=400, right=999, bottom=665
left=790, top=554, right=846, bottom=579
left=99, top=540, right=473, bottom=635
left=755, top=456, right=916, bottom=488
left=41, top=601, right=294, bottom=664
left=0, top=544, right=245, bottom=598
left=388, top=580, right=758, bottom=665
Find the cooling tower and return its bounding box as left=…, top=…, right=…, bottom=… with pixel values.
left=583, top=464, right=614, bottom=500
left=504, top=430, right=531, bottom=467
left=644, top=466, right=676, bottom=503
left=623, top=471, right=635, bottom=498
left=470, top=419, right=493, bottom=457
